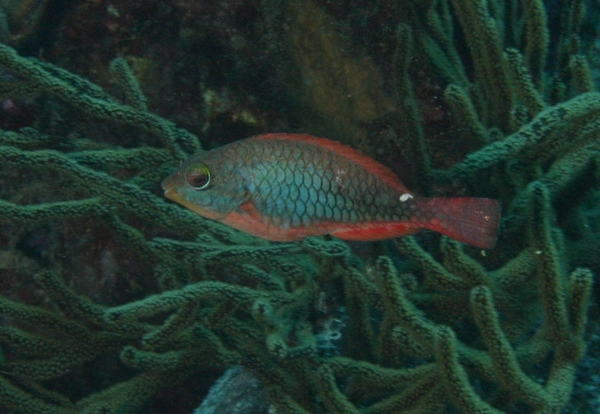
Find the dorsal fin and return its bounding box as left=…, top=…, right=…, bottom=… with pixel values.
left=250, top=133, right=411, bottom=194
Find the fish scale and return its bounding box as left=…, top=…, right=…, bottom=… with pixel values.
left=162, top=133, right=501, bottom=248
left=250, top=141, right=399, bottom=228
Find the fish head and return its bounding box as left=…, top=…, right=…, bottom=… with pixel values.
left=161, top=151, right=246, bottom=221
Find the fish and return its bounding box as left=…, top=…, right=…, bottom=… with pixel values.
left=161, top=134, right=501, bottom=249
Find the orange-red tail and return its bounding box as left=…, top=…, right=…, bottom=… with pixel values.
left=415, top=197, right=501, bottom=249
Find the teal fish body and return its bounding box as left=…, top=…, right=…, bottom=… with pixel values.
left=162, top=134, right=501, bottom=248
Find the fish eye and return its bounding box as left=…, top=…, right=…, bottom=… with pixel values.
left=186, top=165, right=211, bottom=190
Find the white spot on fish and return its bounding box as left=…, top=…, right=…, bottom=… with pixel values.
left=399, top=193, right=414, bottom=202
left=334, top=168, right=347, bottom=188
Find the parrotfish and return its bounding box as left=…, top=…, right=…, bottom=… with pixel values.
left=161, top=134, right=501, bottom=248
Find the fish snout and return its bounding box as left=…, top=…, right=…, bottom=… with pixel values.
left=161, top=173, right=181, bottom=200
left=160, top=177, right=169, bottom=191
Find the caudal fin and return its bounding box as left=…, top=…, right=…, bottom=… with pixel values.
left=415, top=197, right=501, bottom=249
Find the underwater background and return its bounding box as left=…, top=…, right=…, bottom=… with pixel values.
left=0, top=0, right=599, bottom=412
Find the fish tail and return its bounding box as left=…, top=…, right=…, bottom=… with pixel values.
left=414, top=197, right=501, bottom=249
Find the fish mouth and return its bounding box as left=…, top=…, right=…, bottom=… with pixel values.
left=161, top=180, right=174, bottom=200
left=160, top=177, right=170, bottom=192
left=161, top=174, right=179, bottom=200
left=163, top=188, right=174, bottom=200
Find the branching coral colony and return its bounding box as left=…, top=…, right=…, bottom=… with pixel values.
left=0, top=0, right=598, bottom=413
